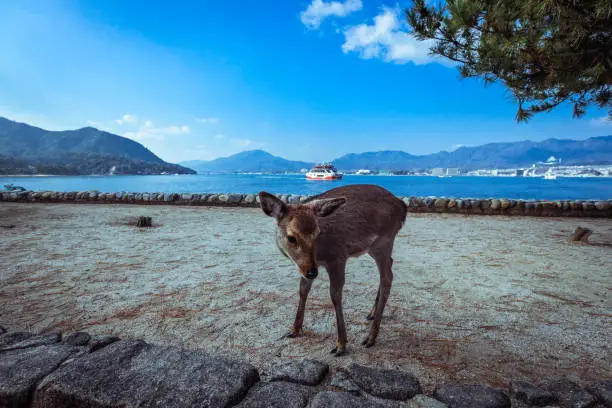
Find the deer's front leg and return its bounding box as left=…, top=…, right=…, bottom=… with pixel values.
left=327, top=261, right=347, bottom=356
left=281, top=277, right=312, bottom=339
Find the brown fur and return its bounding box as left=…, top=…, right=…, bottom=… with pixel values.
left=258, top=184, right=408, bottom=356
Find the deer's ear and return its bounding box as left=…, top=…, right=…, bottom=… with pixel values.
left=311, top=197, right=346, bottom=218
left=258, top=191, right=286, bottom=220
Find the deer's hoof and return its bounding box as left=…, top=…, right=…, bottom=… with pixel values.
left=365, top=313, right=374, bottom=321
left=330, top=345, right=347, bottom=357
left=279, top=329, right=300, bottom=340
left=361, top=336, right=376, bottom=348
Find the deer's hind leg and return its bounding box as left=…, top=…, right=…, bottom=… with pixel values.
left=363, top=238, right=394, bottom=348
left=366, top=257, right=392, bottom=320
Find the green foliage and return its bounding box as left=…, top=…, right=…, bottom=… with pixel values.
left=406, top=0, right=612, bottom=121
left=0, top=153, right=196, bottom=175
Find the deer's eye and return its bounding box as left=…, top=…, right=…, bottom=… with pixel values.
left=287, top=236, right=297, bottom=244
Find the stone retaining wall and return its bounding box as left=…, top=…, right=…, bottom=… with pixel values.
left=1, top=190, right=611, bottom=218
left=1, top=327, right=610, bottom=408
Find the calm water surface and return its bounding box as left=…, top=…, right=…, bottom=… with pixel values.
left=1, top=174, right=611, bottom=200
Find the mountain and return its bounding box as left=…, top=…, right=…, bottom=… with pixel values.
left=332, top=136, right=612, bottom=170
left=181, top=150, right=313, bottom=173
left=0, top=117, right=195, bottom=175
left=331, top=150, right=418, bottom=170
left=184, top=136, right=612, bottom=173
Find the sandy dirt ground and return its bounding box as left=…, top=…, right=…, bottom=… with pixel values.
left=0, top=203, right=610, bottom=391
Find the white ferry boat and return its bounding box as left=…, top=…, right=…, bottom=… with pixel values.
left=306, top=163, right=343, bottom=180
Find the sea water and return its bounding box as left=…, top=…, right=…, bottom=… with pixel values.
left=2, top=174, right=611, bottom=200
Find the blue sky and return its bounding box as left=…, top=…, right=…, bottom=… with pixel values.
left=0, top=0, right=610, bottom=164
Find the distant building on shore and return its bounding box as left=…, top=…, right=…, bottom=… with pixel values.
left=446, top=168, right=459, bottom=176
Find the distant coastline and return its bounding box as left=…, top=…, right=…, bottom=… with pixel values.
left=2, top=173, right=611, bottom=201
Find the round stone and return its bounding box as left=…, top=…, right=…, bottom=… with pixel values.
left=434, top=198, right=448, bottom=209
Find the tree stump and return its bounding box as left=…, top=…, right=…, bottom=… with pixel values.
left=569, top=227, right=592, bottom=243
left=136, top=216, right=152, bottom=228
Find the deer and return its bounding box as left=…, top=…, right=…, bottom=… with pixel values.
left=258, top=184, right=408, bottom=356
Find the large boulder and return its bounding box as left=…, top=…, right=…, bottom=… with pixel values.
left=0, top=333, right=61, bottom=352
left=346, top=363, right=422, bottom=400
left=546, top=380, right=596, bottom=408
left=433, top=384, right=510, bottom=408
left=310, top=391, right=386, bottom=408
left=227, top=194, right=244, bottom=204
left=62, top=332, right=91, bottom=347
left=328, top=370, right=360, bottom=395
left=87, top=335, right=120, bottom=352
left=510, top=381, right=556, bottom=406
left=237, top=382, right=310, bottom=408
left=0, top=344, right=80, bottom=408
left=434, top=199, right=449, bottom=209
left=33, top=340, right=260, bottom=408
left=269, top=359, right=329, bottom=386
left=243, top=194, right=256, bottom=205
left=590, top=380, right=612, bottom=407
left=406, top=395, right=449, bottom=407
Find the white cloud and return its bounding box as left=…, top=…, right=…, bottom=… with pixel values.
left=214, top=134, right=226, bottom=139
left=121, top=122, right=190, bottom=142
left=115, top=114, right=137, bottom=125
left=122, top=114, right=137, bottom=123
left=300, top=0, right=362, bottom=29
left=88, top=114, right=191, bottom=142
left=123, top=125, right=190, bottom=141
left=195, top=117, right=219, bottom=124
left=148, top=125, right=190, bottom=135
left=86, top=120, right=100, bottom=126
left=341, top=7, right=445, bottom=66
left=591, top=115, right=612, bottom=127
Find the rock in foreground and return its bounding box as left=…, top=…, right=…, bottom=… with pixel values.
left=346, top=363, right=422, bottom=400
left=0, top=344, right=79, bottom=407
left=269, top=359, right=329, bottom=386
left=33, top=340, right=260, bottom=408
left=433, top=384, right=510, bottom=408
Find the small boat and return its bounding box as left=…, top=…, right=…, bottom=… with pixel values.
left=3, top=184, right=26, bottom=192
left=306, top=163, right=343, bottom=180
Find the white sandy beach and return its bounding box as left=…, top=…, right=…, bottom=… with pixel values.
left=0, top=202, right=610, bottom=391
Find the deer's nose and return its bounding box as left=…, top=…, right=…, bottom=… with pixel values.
left=306, top=267, right=318, bottom=280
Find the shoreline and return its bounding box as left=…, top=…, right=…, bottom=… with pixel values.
left=3, top=172, right=612, bottom=178
left=2, top=189, right=611, bottom=218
